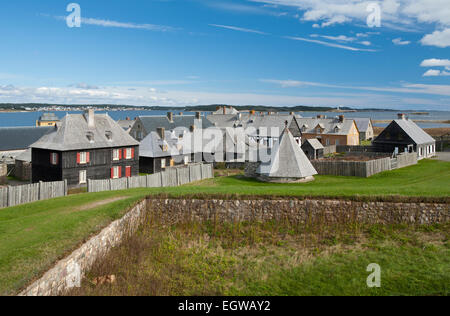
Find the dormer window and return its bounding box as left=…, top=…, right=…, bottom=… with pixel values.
left=334, top=125, right=341, bottom=133
left=105, top=131, right=113, bottom=141
left=86, top=131, right=94, bottom=143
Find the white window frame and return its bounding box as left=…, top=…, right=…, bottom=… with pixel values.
left=125, top=148, right=132, bottom=160
left=51, top=153, right=58, bottom=165
left=113, top=149, right=120, bottom=161
left=161, top=159, right=166, bottom=169
left=79, top=170, right=87, bottom=184
left=326, top=139, right=330, bottom=146
left=112, top=166, right=120, bottom=179
left=184, top=156, right=189, bottom=165
left=79, top=152, right=87, bottom=164
left=335, top=139, right=340, bottom=146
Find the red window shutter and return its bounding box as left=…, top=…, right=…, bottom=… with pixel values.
left=86, top=152, right=90, bottom=163
left=126, top=166, right=131, bottom=177
left=123, top=149, right=127, bottom=159
left=56, top=153, right=59, bottom=165
left=131, top=148, right=135, bottom=159
left=111, top=168, right=114, bottom=179
left=118, top=166, right=122, bottom=178
left=119, top=149, right=122, bottom=160
left=77, top=152, right=80, bottom=164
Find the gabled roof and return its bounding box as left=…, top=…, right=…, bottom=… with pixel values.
left=140, top=129, right=194, bottom=158
left=16, top=148, right=31, bottom=162
left=393, top=119, right=435, bottom=145
left=38, top=113, right=60, bottom=122
left=212, top=106, right=239, bottom=115
left=257, top=129, right=317, bottom=179
left=31, top=113, right=139, bottom=151
left=296, top=117, right=357, bottom=135
left=138, top=115, right=214, bottom=134
left=353, top=118, right=372, bottom=133
left=207, top=113, right=300, bottom=137
left=0, top=126, right=54, bottom=151
left=303, top=138, right=324, bottom=150
left=117, top=119, right=135, bottom=130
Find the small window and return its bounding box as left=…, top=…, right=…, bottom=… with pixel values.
left=105, top=131, right=112, bottom=141
left=184, top=156, right=189, bottom=165
left=79, top=152, right=88, bottom=164
left=113, top=149, right=120, bottom=161
left=50, top=153, right=58, bottom=165
left=125, top=148, right=132, bottom=159
left=161, top=159, right=166, bottom=169
left=79, top=170, right=87, bottom=184
left=112, top=166, right=120, bottom=179
left=86, top=132, right=94, bottom=143
left=326, top=139, right=330, bottom=146
left=335, top=140, right=340, bottom=146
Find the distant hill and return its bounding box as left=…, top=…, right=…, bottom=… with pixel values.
left=0, top=103, right=396, bottom=112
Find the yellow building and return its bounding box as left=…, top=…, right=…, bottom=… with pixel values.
left=36, top=113, right=60, bottom=127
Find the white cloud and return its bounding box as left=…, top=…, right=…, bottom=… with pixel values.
left=392, top=38, right=411, bottom=45
left=420, top=59, right=450, bottom=67
left=53, top=15, right=177, bottom=32
left=285, top=36, right=377, bottom=52
left=249, top=0, right=450, bottom=47
left=420, top=28, right=450, bottom=48
left=359, top=41, right=372, bottom=46
left=311, top=34, right=356, bottom=42
left=423, top=69, right=450, bottom=77
left=209, top=24, right=269, bottom=35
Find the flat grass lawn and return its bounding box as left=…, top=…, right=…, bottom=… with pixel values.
left=0, top=159, right=449, bottom=295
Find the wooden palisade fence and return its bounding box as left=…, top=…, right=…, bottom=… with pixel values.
left=88, top=163, right=214, bottom=193
left=0, top=180, right=67, bottom=209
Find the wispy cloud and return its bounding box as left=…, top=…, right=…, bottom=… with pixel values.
left=392, top=38, right=411, bottom=45
left=53, top=15, right=177, bottom=32
left=284, top=36, right=377, bottom=52
left=209, top=24, right=269, bottom=35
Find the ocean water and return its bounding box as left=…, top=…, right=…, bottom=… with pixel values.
left=0, top=110, right=449, bottom=129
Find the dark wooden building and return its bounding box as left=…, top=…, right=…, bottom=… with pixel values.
left=301, top=138, right=324, bottom=160
left=373, top=114, right=436, bottom=159
left=30, top=110, right=140, bottom=187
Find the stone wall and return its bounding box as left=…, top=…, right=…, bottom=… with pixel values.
left=19, top=200, right=147, bottom=296
left=147, top=198, right=449, bottom=225
left=0, top=163, right=6, bottom=185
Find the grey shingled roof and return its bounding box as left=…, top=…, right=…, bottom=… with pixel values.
left=39, top=113, right=60, bottom=122
left=16, top=148, right=31, bottom=162
left=353, top=118, right=371, bottom=133
left=295, top=117, right=357, bottom=135
left=394, top=119, right=435, bottom=145
left=207, top=113, right=299, bottom=137
left=212, top=106, right=239, bottom=115
left=257, top=128, right=317, bottom=179
left=31, top=113, right=139, bottom=151
left=138, top=115, right=214, bottom=134
left=0, top=126, right=54, bottom=151
left=304, top=138, right=324, bottom=150
left=140, top=129, right=194, bottom=158
left=117, top=119, right=135, bottom=130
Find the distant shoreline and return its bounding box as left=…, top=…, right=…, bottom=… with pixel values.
left=374, top=119, right=450, bottom=124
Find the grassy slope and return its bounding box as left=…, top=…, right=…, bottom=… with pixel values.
left=0, top=159, right=449, bottom=295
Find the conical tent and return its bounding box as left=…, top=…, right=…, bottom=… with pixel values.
left=257, top=128, right=317, bottom=180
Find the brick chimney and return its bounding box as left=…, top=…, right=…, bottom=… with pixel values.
left=157, top=127, right=165, bottom=139
left=339, top=115, right=345, bottom=123
left=84, top=109, right=95, bottom=128
left=167, top=112, right=173, bottom=122
left=223, top=106, right=226, bottom=115
left=190, top=125, right=195, bottom=132
left=398, top=113, right=406, bottom=120
left=195, top=112, right=201, bottom=120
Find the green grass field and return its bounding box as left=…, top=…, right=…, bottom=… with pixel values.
left=0, top=159, right=449, bottom=295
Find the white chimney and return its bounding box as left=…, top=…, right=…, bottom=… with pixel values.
left=85, top=109, right=95, bottom=128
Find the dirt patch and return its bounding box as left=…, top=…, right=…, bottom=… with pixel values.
left=75, top=197, right=129, bottom=212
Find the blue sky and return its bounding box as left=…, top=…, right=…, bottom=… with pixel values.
left=0, top=0, right=449, bottom=110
